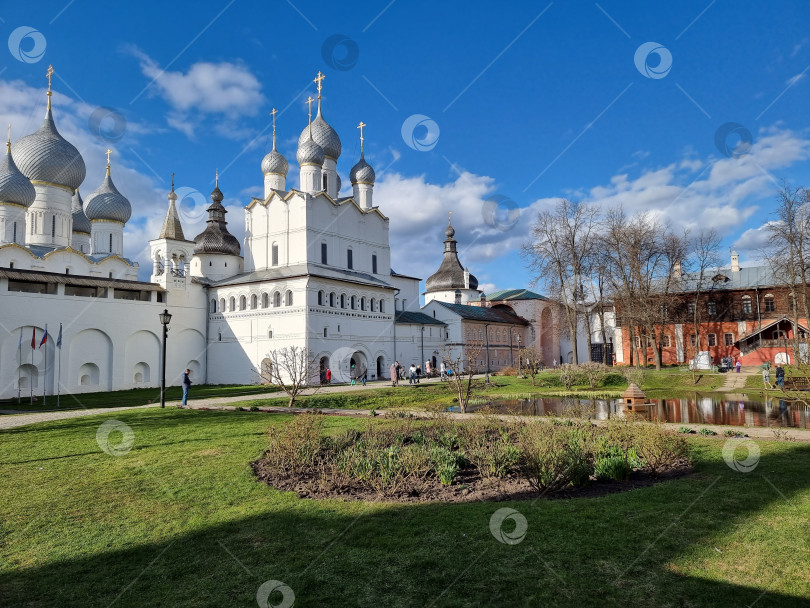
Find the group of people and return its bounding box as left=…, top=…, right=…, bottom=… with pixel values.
left=762, top=363, right=786, bottom=389
left=319, top=366, right=368, bottom=386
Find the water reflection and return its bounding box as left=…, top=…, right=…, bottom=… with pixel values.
left=459, top=395, right=810, bottom=428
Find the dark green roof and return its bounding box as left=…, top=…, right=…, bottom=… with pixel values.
left=434, top=301, right=530, bottom=325
left=395, top=311, right=446, bottom=325
left=485, top=288, right=548, bottom=301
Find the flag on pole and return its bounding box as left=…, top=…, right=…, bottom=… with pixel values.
left=39, top=326, right=48, bottom=348
left=31, top=327, right=35, bottom=349
left=56, top=323, right=62, bottom=349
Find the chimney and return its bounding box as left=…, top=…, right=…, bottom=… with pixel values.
left=480, top=292, right=487, bottom=306
left=731, top=251, right=740, bottom=273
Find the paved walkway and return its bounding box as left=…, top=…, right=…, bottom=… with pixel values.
left=0, top=377, right=446, bottom=430
left=718, top=366, right=760, bottom=392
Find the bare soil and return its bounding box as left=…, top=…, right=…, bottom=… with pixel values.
left=252, top=458, right=693, bottom=503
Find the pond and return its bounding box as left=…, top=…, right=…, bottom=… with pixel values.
left=450, top=395, right=810, bottom=429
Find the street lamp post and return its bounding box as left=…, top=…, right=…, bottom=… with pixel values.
left=159, top=309, right=172, bottom=408
left=516, top=333, right=521, bottom=376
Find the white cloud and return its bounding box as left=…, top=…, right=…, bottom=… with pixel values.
left=128, top=48, right=266, bottom=139
left=786, top=72, right=806, bottom=87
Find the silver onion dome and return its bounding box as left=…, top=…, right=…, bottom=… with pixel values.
left=71, top=189, right=91, bottom=234
left=349, top=157, right=375, bottom=185
left=0, top=144, right=36, bottom=207
left=297, top=133, right=324, bottom=166
left=261, top=148, right=288, bottom=176
left=11, top=105, right=86, bottom=191
left=84, top=168, right=132, bottom=224
left=298, top=110, right=341, bottom=160
left=193, top=184, right=241, bottom=256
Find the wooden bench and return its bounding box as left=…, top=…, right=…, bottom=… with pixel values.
left=784, top=377, right=810, bottom=391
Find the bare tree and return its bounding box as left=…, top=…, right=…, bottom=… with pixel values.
left=518, top=345, right=544, bottom=385
left=765, top=183, right=810, bottom=364
left=259, top=346, right=321, bottom=407
left=683, top=229, right=722, bottom=382
left=440, top=339, right=483, bottom=413
left=523, top=199, right=600, bottom=365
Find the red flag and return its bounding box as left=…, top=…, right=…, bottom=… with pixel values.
left=31, top=327, right=35, bottom=349
left=39, top=327, right=48, bottom=348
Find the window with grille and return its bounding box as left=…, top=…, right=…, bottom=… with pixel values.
left=724, top=333, right=734, bottom=346
left=742, top=296, right=752, bottom=314
left=707, top=334, right=717, bottom=346
left=764, top=295, right=775, bottom=312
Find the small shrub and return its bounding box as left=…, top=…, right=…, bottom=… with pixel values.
left=499, top=366, right=519, bottom=377
left=631, top=424, right=689, bottom=477
left=517, top=422, right=595, bottom=493
left=679, top=427, right=693, bottom=434
left=621, top=367, right=646, bottom=388
left=724, top=430, right=745, bottom=438
left=250, top=405, right=260, bottom=412
left=557, top=364, right=583, bottom=390
left=265, top=414, right=325, bottom=474
left=699, top=428, right=717, bottom=436
left=579, top=362, right=611, bottom=389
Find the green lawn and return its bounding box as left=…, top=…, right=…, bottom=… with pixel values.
left=0, top=383, right=282, bottom=412
left=1, top=409, right=808, bottom=607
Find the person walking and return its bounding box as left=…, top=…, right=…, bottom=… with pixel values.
left=389, top=362, right=398, bottom=387
left=762, top=365, right=771, bottom=388
left=440, top=361, right=446, bottom=380
left=325, top=368, right=332, bottom=384
left=425, top=360, right=432, bottom=377
left=775, top=363, right=785, bottom=388
left=361, top=368, right=367, bottom=386
left=350, top=364, right=356, bottom=386
left=415, top=365, right=421, bottom=384
left=181, top=369, right=192, bottom=406
left=735, top=358, right=741, bottom=373
left=409, top=364, right=416, bottom=384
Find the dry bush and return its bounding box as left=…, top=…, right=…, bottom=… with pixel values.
left=499, top=366, right=519, bottom=377
left=265, top=413, right=325, bottom=474
left=630, top=423, right=689, bottom=476
left=517, top=422, right=595, bottom=494
left=558, top=364, right=583, bottom=390
left=578, top=362, right=611, bottom=389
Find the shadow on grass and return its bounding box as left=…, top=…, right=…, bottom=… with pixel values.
left=1, top=411, right=808, bottom=607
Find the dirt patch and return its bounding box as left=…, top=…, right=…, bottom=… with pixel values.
left=251, top=458, right=693, bottom=503
left=196, top=448, right=226, bottom=456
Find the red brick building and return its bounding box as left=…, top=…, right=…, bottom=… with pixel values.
left=617, top=258, right=808, bottom=367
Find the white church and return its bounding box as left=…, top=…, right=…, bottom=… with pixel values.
left=0, top=68, right=574, bottom=401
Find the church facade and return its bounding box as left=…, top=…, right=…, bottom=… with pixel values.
left=0, top=68, right=571, bottom=401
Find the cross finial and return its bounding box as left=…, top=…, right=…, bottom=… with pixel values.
left=270, top=107, right=278, bottom=150
left=171, top=172, right=175, bottom=192
left=46, top=65, right=54, bottom=92
left=6, top=123, right=10, bottom=147
left=106, top=148, right=112, bottom=166
left=448, top=211, right=452, bottom=224
left=215, top=168, right=219, bottom=188
left=314, top=71, right=325, bottom=98
left=305, top=96, right=315, bottom=131
left=357, top=121, right=366, bottom=156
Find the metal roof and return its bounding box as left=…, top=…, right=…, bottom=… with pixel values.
left=0, top=267, right=164, bottom=291
left=485, top=288, right=549, bottom=301
left=676, top=265, right=775, bottom=292
left=206, top=262, right=395, bottom=290
left=434, top=301, right=530, bottom=325
left=395, top=310, right=446, bottom=325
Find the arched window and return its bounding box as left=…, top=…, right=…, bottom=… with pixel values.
left=351, top=295, right=356, bottom=309
left=251, top=294, right=258, bottom=309
left=273, top=292, right=281, bottom=307
left=323, top=173, right=328, bottom=191
left=340, top=294, right=346, bottom=308
left=741, top=295, right=752, bottom=314
left=360, top=297, right=366, bottom=311
left=262, top=293, right=269, bottom=308
left=347, top=248, right=353, bottom=269
left=372, top=254, right=378, bottom=274
left=210, top=299, right=216, bottom=313
left=763, top=294, right=775, bottom=312
left=285, top=290, right=293, bottom=306
left=271, top=242, right=279, bottom=266
left=239, top=295, right=246, bottom=311
left=379, top=299, right=385, bottom=313
left=227, top=296, right=235, bottom=311
left=220, top=298, right=226, bottom=312
left=370, top=298, right=376, bottom=312
left=318, top=290, right=324, bottom=305
left=329, top=292, right=335, bottom=307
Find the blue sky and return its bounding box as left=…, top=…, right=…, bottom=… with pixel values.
left=1, top=0, right=809, bottom=295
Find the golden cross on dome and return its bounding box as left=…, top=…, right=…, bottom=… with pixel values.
left=305, top=96, right=315, bottom=125
left=314, top=71, right=325, bottom=98
left=270, top=107, right=278, bottom=148
left=46, top=65, right=54, bottom=92
left=106, top=148, right=112, bottom=165
left=448, top=211, right=452, bottom=223
left=357, top=121, right=366, bottom=155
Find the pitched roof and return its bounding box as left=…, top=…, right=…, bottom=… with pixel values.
left=0, top=267, right=163, bottom=291
left=158, top=198, right=190, bottom=241
left=737, top=316, right=809, bottom=341
left=395, top=310, right=446, bottom=325
left=205, top=263, right=394, bottom=289
left=434, top=301, right=530, bottom=325
left=485, top=288, right=548, bottom=301
left=676, top=265, right=775, bottom=292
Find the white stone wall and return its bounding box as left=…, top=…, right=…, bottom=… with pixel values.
left=0, top=276, right=207, bottom=399
left=25, top=184, right=72, bottom=248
